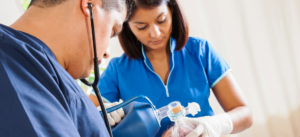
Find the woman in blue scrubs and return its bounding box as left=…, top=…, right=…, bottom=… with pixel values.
left=89, top=0, right=253, bottom=136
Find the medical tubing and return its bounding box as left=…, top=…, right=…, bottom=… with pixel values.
left=99, top=95, right=157, bottom=115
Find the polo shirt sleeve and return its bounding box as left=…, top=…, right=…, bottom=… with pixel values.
left=197, top=38, right=231, bottom=88
left=96, top=58, right=120, bottom=103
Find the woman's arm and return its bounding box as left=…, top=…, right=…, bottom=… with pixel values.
left=88, top=94, right=102, bottom=107
left=212, top=72, right=253, bottom=133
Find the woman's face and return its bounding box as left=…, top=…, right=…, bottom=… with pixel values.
left=128, top=4, right=173, bottom=51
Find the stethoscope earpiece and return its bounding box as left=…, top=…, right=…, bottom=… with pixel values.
left=88, top=3, right=92, bottom=8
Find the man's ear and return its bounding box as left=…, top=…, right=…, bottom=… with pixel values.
left=81, top=0, right=90, bottom=16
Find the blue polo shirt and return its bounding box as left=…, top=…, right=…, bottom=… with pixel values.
left=0, top=24, right=109, bottom=137
left=95, top=37, right=231, bottom=136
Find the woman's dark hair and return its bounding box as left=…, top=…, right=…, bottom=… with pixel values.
left=118, top=0, right=189, bottom=59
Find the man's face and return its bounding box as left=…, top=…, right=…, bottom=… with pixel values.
left=75, top=1, right=127, bottom=79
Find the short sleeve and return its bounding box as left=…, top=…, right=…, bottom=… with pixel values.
left=198, top=39, right=231, bottom=88
left=95, top=58, right=120, bottom=102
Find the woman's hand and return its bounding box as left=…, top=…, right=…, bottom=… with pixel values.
left=184, top=113, right=233, bottom=137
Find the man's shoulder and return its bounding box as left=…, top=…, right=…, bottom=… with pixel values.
left=0, top=24, right=46, bottom=55
left=0, top=24, right=56, bottom=68
left=0, top=24, right=58, bottom=88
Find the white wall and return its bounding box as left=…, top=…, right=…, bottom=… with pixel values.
left=178, top=0, right=300, bottom=137
left=102, top=37, right=124, bottom=67
left=0, top=0, right=24, bottom=25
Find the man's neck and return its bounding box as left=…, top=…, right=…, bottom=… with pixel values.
left=10, top=3, right=82, bottom=70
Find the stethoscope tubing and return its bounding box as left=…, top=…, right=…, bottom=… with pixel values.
left=80, top=3, right=113, bottom=137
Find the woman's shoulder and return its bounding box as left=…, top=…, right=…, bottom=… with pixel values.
left=187, top=36, right=208, bottom=43
left=185, top=36, right=208, bottom=48
left=183, top=36, right=209, bottom=56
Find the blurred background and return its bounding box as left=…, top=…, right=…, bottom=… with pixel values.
left=1, top=0, right=299, bottom=136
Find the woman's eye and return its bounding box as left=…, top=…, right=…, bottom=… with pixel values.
left=137, top=26, right=147, bottom=30
left=158, top=18, right=166, bottom=24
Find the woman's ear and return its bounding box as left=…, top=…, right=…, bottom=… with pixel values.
left=81, top=0, right=90, bottom=16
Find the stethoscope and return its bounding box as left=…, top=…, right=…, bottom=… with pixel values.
left=80, top=3, right=113, bottom=137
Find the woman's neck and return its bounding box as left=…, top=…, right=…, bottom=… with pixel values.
left=145, top=43, right=170, bottom=60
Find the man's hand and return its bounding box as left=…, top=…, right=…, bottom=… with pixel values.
left=97, top=101, right=125, bottom=126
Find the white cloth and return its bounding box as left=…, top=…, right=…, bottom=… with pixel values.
left=184, top=113, right=233, bottom=137
left=97, top=101, right=125, bottom=126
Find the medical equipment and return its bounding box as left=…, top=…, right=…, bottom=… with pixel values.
left=99, top=95, right=201, bottom=137
left=167, top=101, right=198, bottom=137
left=80, top=3, right=112, bottom=137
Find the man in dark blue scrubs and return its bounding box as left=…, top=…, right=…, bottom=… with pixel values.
left=0, top=0, right=128, bottom=136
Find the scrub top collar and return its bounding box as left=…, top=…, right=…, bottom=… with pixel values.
left=141, top=37, right=176, bottom=72
left=140, top=38, right=176, bottom=95
left=141, top=37, right=176, bottom=56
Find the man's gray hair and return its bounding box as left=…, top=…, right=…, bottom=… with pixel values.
left=102, top=0, right=125, bottom=12
left=29, top=0, right=127, bottom=13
